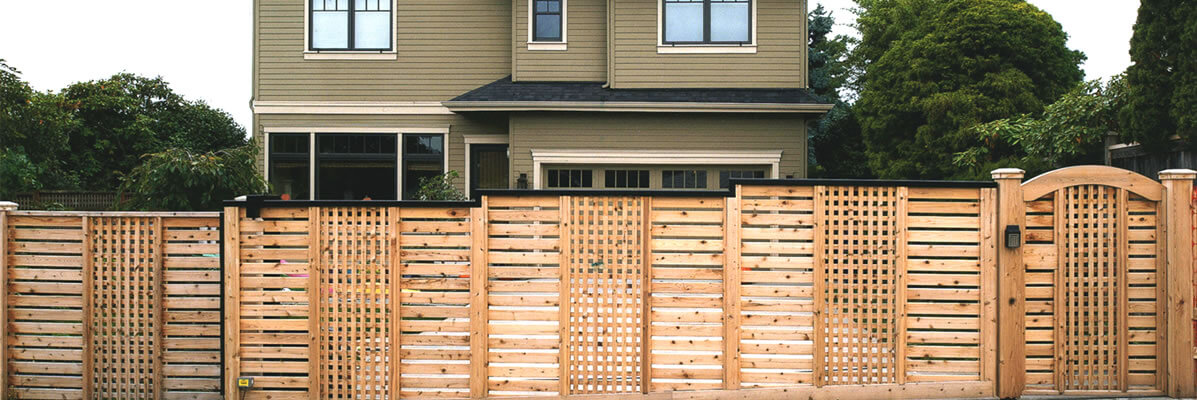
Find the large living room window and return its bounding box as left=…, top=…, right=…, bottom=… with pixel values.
left=310, top=0, right=393, bottom=51
left=662, top=0, right=750, bottom=44
left=402, top=134, right=446, bottom=200
left=268, top=134, right=311, bottom=200
left=316, top=134, right=398, bottom=200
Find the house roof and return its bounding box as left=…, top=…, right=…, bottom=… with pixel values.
left=443, top=76, right=833, bottom=113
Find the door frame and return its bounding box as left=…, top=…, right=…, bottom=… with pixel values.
left=464, top=135, right=511, bottom=198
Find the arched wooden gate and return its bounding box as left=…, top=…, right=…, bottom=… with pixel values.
left=1016, top=166, right=1167, bottom=394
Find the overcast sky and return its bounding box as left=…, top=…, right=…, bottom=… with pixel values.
left=0, top=1, right=1139, bottom=132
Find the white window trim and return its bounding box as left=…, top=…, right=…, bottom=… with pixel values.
left=530, top=149, right=781, bottom=189
left=263, top=126, right=450, bottom=200
left=656, top=0, right=758, bottom=54
left=527, top=0, right=567, bottom=50
left=304, top=0, right=400, bottom=60
left=463, top=135, right=511, bottom=198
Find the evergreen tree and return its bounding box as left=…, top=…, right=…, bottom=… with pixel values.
left=806, top=4, right=870, bottom=178
left=1121, top=0, right=1197, bottom=151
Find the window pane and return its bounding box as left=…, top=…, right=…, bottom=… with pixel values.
left=547, top=169, right=593, bottom=188
left=403, top=159, right=443, bottom=200
left=664, top=2, right=704, bottom=42
left=535, top=14, right=562, bottom=41
left=405, top=135, right=444, bottom=156
left=355, top=11, right=391, bottom=49
left=319, top=160, right=397, bottom=200
left=312, top=11, right=349, bottom=49
left=711, top=2, right=749, bottom=42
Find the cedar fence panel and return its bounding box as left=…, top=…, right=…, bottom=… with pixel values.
left=1, top=211, right=222, bottom=400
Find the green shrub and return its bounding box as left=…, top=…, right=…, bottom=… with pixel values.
left=118, top=143, right=269, bottom=211
left=415, top=170, right=468, bottom=201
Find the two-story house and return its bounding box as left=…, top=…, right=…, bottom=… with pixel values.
left=252, top=0, right=830, bottom=200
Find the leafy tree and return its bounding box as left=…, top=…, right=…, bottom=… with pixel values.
left=62, top=73, right=248, bottom=190
left=0, top=59, right=80, bottom=193
left=1121, top=0, right=1197, bottom=151
left=806, top=4, right=870, bottom=178
left=954, top=75, right=1127, bottom=177
left=118, top=144, right=269, bottom=211
left=852, top=0, right=1085, bottom=179
left=415, top=170, right=468, bottom=201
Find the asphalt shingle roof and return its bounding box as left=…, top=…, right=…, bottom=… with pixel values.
left=449, top=76, right=827, bottom=104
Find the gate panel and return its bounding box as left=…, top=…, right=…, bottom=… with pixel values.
left=1021, top=173, right=1165, bottom=395
left=563, top=196, right=646, bottom=394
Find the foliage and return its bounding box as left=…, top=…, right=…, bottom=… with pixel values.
left=851, top=0, right=1085, bottom=179
left=0, top=149, right=40, bottom=199
left=0, top=59, right=79, bottom=194
left=1121, top=0, right=1197, bottom=151
left=954, top=76, right=1127, bottom=177
left=62, top=73, right=248, bottom=190
left=415, top=170, right=468, bottom=201
left=806, top=4, right=871, bottom=178
left=117, top=143, right=269, bottom=211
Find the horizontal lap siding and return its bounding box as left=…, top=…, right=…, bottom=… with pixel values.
left=514, top=0, right=607, bottom=81
left=257, top=0, right=511, bottom=101
left=509, top=112, right=809, bottom=187
left=611, top=0, right=805, bottom=89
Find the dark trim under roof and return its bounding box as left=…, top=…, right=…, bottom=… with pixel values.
left=443, top=76, right=833, bottom=113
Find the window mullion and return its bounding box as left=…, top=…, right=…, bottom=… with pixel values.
left=703, top=0, right=711, bottom=44
left=348, top=0, right=356, bottom=50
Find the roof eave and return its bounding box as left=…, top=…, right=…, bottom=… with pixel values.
left=441, top=101, right=834, bottom=114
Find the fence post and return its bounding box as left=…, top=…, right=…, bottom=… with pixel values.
left=222, top=208, right=242, bottom=397
left=1160, top=169, right=1196, bottom=398
left=0, top=201, right=13, bottom=397
left=470, top=199, right=489, bottom=398
left=723, top=188, right=742, bottom=390
left=992, top=168, right=1025, bottom=398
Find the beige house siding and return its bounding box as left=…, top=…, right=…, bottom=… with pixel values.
left=610, top=0, right=806, bottom=89
left=256, top=0, right=512, bottom=102
left=254, top=113, right=508, bottom=193
left=509, top=112, right=808, bottom=187
left=513, top=0, right=608, bottom=82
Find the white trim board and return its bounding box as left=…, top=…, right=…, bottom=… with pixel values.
left=253, top=101, right=455, bottom=115
left=530, top=149, right=783, bottom=189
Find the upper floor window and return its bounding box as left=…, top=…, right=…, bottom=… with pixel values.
left=311, top=0, right=393, bottom=51
left=532, top=0, right=563, bottom=42
left=662, top=0, right=750, bottom=44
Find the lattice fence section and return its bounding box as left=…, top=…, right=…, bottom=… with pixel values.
left=3, top=212, right=221, bottom=400
left=648, top=197, right=726, bottom=391
left=737, top=186, right=816, bottom=387
left=485, top=197, right=562, bottom=396
left=1058, top=186, right=1122, bottom=391
left=318, top=207, right=395, bottom=399
left=563, top=196, right=646, bottom=394
left=904, top=187, right=990, bottom=383
left=90, top=217, right=161, bottom=398
left=397, top=207, right=472, bottom=398
left=816, top=186, right=902, bottom=385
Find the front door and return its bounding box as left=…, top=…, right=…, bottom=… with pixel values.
left=471, top=144, right=509, bottom=194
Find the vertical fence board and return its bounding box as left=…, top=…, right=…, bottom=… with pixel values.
left=994, top=169, right=1027, bottom=398
left=723, top=192, right=742, bottom=390
left=470, top=202, right=489, bottom=398
left=222, top=209, right=241, bottom=399
left=1161, top=171, right=1197, bottom=398
left=0, top=210, right=7, bottom=397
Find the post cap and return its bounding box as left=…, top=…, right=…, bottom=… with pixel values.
left=1158, top=169, right=1197, bottom=180
left=0, top=201, right=17, bottom=211
left=991, top=168, right=1025, bottom=180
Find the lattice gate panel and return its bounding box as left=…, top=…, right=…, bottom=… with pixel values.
left=90, top=216, right=161, bottom=398
left=318, top=207, right=395, bottom=399
left=1057, top=185, right=1123, bottom=391
left=563, top=196, right=647, bottom=394
left=817, top=186, right=901, bottom=385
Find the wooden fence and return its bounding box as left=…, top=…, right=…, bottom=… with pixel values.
left=216, top=166, right=1197, bottom=400
left=3, top=165, right=1196, bottom=400
left=1, top=211, right=223, bottom=399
